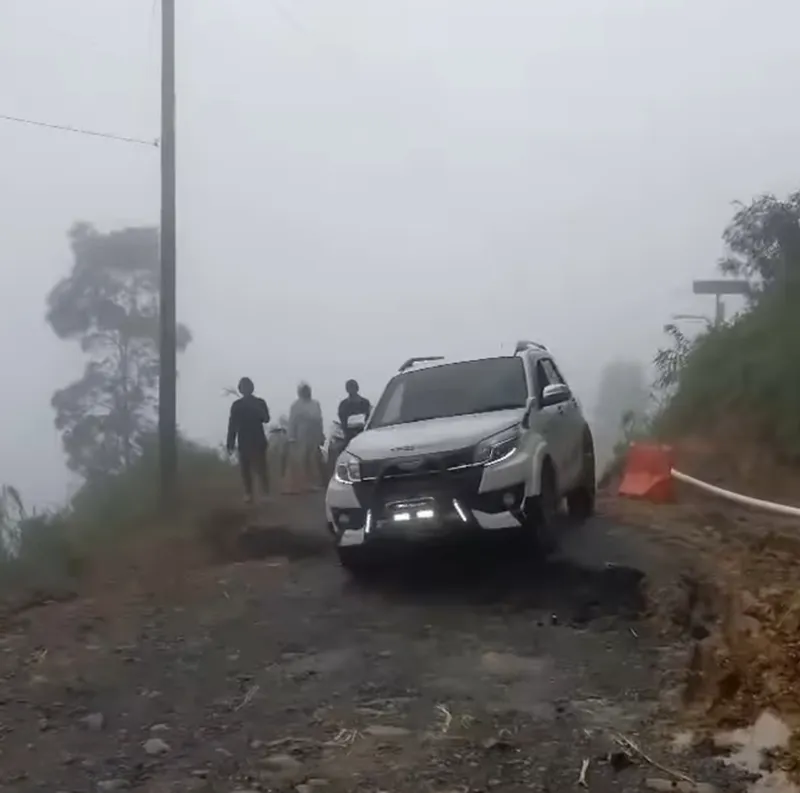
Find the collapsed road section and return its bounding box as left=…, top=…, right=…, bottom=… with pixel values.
left=0, top=497, right=748, bottom=793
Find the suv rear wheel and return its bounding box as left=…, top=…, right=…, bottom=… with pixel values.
left=566, top=430, right=596, bottom=522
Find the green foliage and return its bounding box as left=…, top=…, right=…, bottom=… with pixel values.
left=653, top=324, right=692, bottom=391
left=47, top=223, right=192, bottom=478
left=0, top=438, right=235, bottom=608
left=0, top=486, right=78, bottom=606
left=66, top=433, right=232, bottom=545
left=653, top=190, right=800, bottom=458
left=719, top=191, right=800, bottom=289
left=655, top=290, right=800, bottom=454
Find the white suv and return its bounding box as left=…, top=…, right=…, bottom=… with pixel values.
left=324, top=341, right=596, bottom=573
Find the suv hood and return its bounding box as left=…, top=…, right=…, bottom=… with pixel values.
left=347, top=409, right=524, bottom=461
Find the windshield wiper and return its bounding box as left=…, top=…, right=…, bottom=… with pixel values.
left=474, top=403, right=525, bottom=413
left=373, top=404, right=524, bottom=428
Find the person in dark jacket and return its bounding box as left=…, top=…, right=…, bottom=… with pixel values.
left=226, top=377, right=271, bottom=503
left=337, top=379, right=371, bottom=444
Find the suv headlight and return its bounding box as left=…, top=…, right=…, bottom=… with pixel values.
left=474, top=426, right=520, bottom=466
left=334, top=452, right=362, bottom=484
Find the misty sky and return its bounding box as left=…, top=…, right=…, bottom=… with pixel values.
left=1, top=0, right=797, bottom=507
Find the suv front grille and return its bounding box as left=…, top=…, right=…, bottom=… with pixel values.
left=352, top=465, right=484, bottom=519
left=359, top=445, right=476, bottom=481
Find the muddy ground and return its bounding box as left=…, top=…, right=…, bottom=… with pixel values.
left=607, top=487, right=800, bottom=759
left=0, top=496, right=745, bottom=793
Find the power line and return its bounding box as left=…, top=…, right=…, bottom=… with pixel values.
left=0, top=112, right=158, bottom=148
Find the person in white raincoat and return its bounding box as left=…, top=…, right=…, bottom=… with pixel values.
left=288, top=382, right=325, bottom=490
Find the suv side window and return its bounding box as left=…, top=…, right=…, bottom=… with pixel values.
left=524, top=355, right=538, bottom=398
left=534, top=359, right=553, bottom=403
left=379, top=379, right=406, bottom=425
left=540, top=358, right=565, bottom=386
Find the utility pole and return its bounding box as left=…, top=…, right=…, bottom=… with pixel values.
left=159, top=0, right=178, bottom=509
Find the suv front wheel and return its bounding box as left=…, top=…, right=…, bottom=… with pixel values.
left=522, top=459, right=559, bottom=554
left=566, top=430, right=596, bottom=522
left=337, top=545, right=374, bottom=577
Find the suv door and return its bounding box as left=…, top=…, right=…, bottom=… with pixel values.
left=539, top=357, right=584, bottom=489
left=532, top=358, right=571, bottom=489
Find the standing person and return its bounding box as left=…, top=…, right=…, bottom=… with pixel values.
left=288, top=382, right=325, bottom=491
left=338, top=379, right=371, bottom=445
left=226, top=377, right=270, bottom=504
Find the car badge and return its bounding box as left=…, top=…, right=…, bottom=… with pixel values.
left=396, top=457, right=424, bottom=471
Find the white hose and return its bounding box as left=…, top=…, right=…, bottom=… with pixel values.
left=671, top=468, right=800, bottom=518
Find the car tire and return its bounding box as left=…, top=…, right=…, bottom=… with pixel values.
left=336, top=545, right=373, bottom=577
left=522, top=460, right=559, bottom=554
left=566, top=430, right=596, bottom=523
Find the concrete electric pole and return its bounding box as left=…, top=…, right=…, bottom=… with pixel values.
left=159, top=0, right=178, bottom=509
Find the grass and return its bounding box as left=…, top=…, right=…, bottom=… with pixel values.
left=0, top=435, right=238, bottom=613
left=67, top=435, right=235, bottom=544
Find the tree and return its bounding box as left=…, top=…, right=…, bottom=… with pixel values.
left=719, top=191, right=800, bottom=291
left=46, top=223, right=191, bottom=478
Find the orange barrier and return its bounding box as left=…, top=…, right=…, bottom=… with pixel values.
left=618, top=442, right=675, bottom=503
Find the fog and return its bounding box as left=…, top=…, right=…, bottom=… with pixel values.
left=1, top=0, right=798, bottom=507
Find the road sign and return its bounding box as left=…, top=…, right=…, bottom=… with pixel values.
left=692, top=279, right=751, bottom=296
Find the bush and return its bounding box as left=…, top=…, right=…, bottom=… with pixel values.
left=650, top=189, right=800, bottom=460
left=0, top=512, right=81, bottom=606
left=0, top=436, right=236, bottom=610
left=66, top=434, right=235, bottom=546
left=654, top=288, right=800, bottom=459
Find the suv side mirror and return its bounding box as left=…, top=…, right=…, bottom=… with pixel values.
left=541, top=383, right=571, bottom=408
left=521, top=396, right=536, bottom=429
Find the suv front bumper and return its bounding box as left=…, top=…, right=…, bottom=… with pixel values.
left=325, top=455, right=529, bottom=547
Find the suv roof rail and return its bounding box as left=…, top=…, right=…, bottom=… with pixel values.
left=398, top=355, right=445, bottom=373
left=514, top=340, right=548, bottom=354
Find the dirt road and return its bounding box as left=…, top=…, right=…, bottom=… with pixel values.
left=0, top=501, right=742, bottom=793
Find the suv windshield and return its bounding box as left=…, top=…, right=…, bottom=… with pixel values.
left=369, top=357, right=528, bottom=429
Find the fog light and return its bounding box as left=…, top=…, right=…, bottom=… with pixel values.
left=452, top=499, right=469, bottom=523
left=416, top=509, right=435, bottom=519
left=339, top=513, right=350, bottom=526
left=502, top=491, right=516, bottom=508
left=393, top=512, right=411, bottom=522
